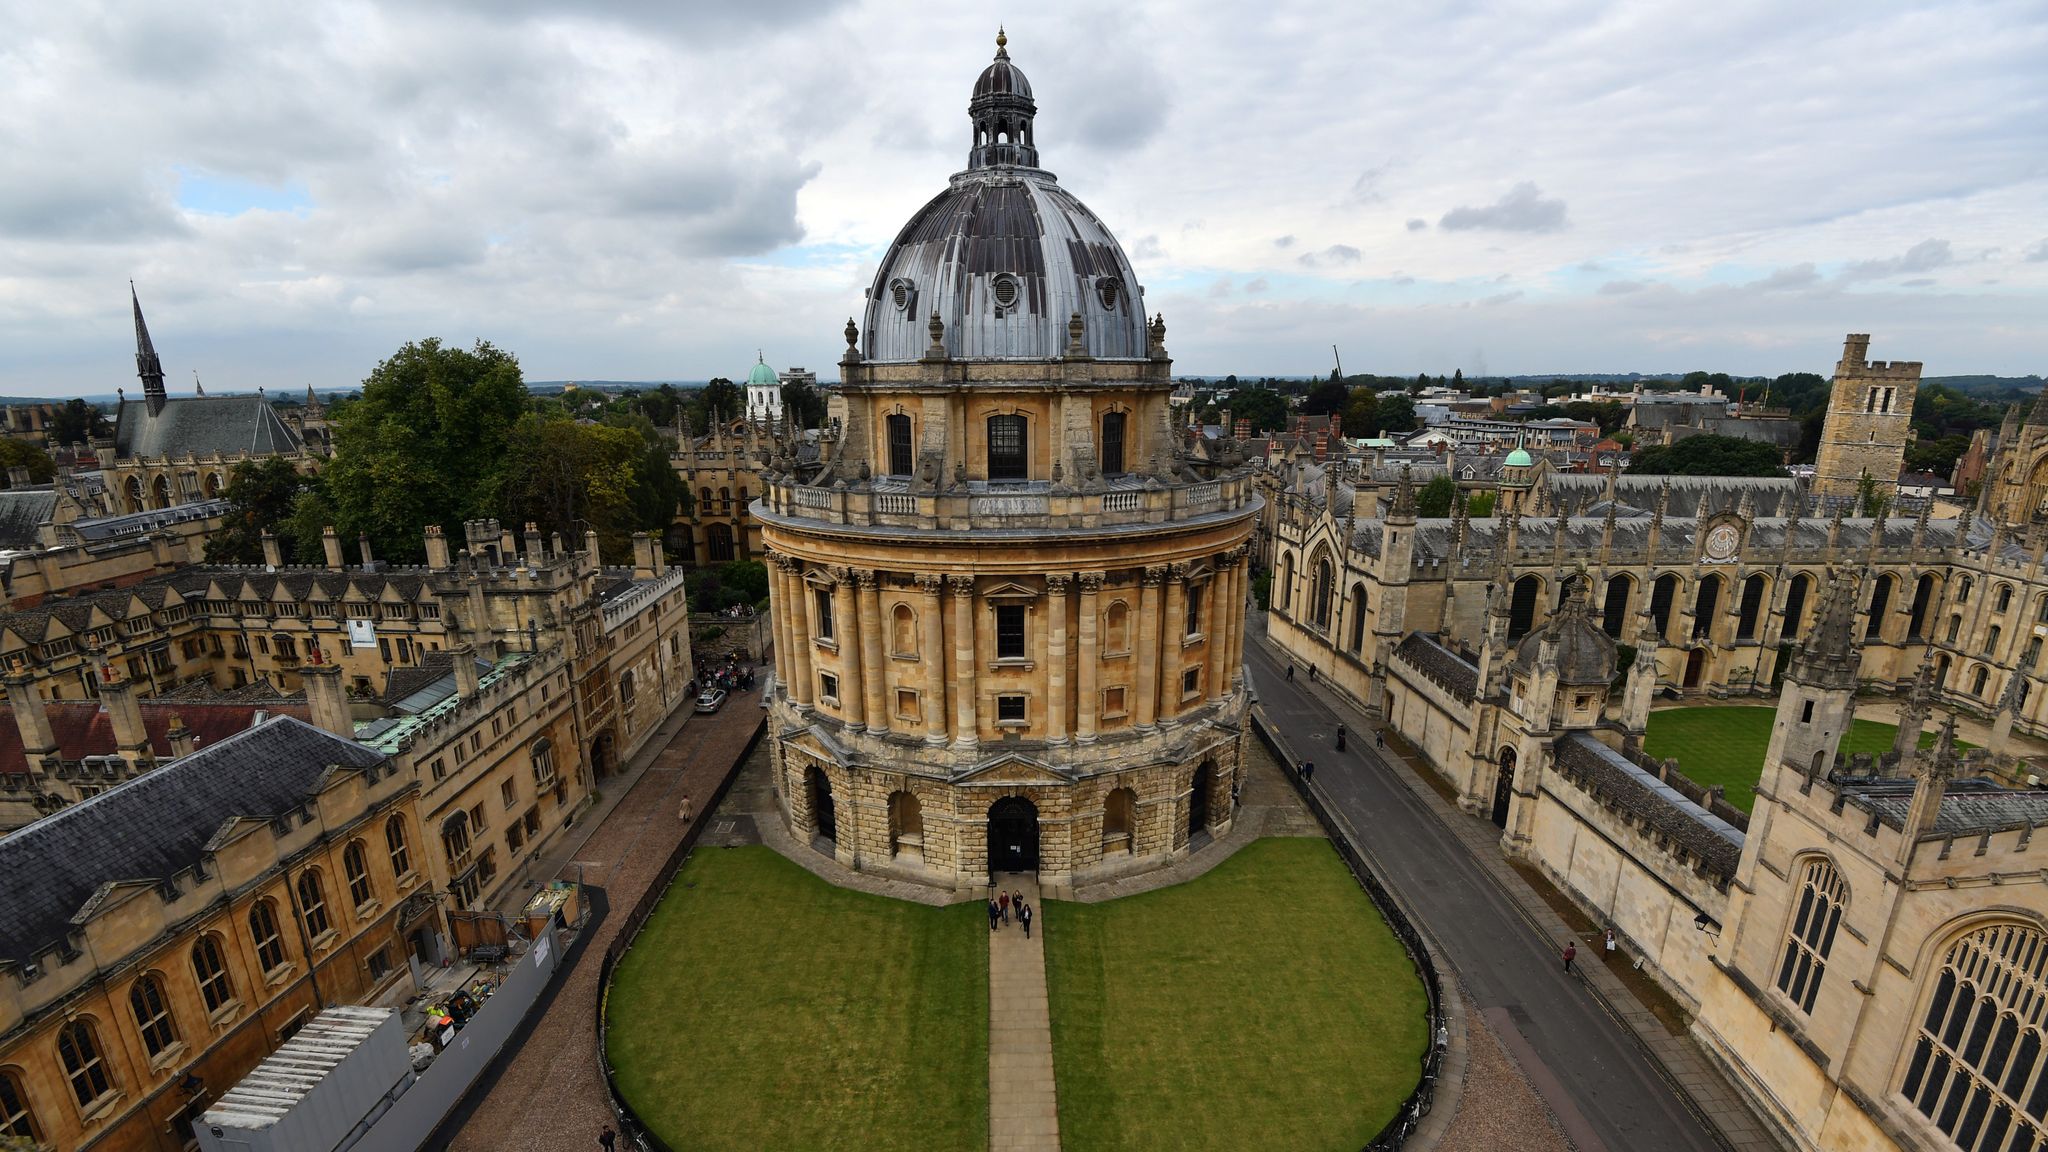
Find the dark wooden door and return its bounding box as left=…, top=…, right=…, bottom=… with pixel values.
left=988, top=797, right=1039, bottom=874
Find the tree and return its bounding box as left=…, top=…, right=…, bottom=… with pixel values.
left=1227, top=388, right=1288, bottom=434
left=689, top=558, right=770, bottom=612
left=206, top=457, right=310, bottom=564
left=0, top=440, right=55, bottom=488
left=489, top=415, right=653, bottom=562
left=781, top=378, right=828, bottom=430
left=1341, top=388, right=1379, bottom=438
left=50, top=399, right=107, bottom=446
left=1452, top=368, right=1464, bottom=389
left=1626, top=434, right=1788, bottom=477
left=1416, top=474, right=1458, bottom=517
left=321, top=338, right=531, bottom=563
left=1376, top=394, right=1418, bottom=435
left=1856, top=471, right=1890, bottom=518
left=1465, top=490, right=1496, bottom=517
left=1302, top=379, right=1350, bottom=417
left=698, top=378, right=742, bottom=425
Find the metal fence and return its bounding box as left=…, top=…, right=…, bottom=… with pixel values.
left=1251, top=711, right=1448, bottom=1151
left=594, top=715, right=767, bottom=1152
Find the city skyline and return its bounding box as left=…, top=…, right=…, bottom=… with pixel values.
left=0, top=0, right=2041, bottom=396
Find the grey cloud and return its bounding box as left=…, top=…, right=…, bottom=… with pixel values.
left=1349, top=164, right=1389, bottom=204
left=1478, top=290, right=1524, bottom=306
left=1901, top=278, right=1935, bottom=287
left=1130, top=235, right=1165, bottom=260
left=418, top=0, right=852, bottom=35
left=1244, top=278, right=1269, bottom=295
left=1298, top=244, right=1362, bottom=268
left=2025, top=239, right=2048, bottom=263
left=1840, top=239, right=1952, bottom=281
left=1599, top=280, right=1649, bottom=295
left=1439, top=182, right=1568, bottom=233
left=1753, top=264, right=1821, bottom=291
left=1272, top=235, right=1295, bottom=249
left=1405, top=219, right=1428, bottom=232
left=1208, top=277, right=1233, bottom=298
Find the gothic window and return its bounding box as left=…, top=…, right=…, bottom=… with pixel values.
left=0, top=1069, right=36, bottom=1142
left=719, top=486, right=731, bottom=512
left=386, top=816, right=413, bottom=878
left=344, top=839, right=373, bottom=908
left=1277, top=552, right=1294, bottom=612
left=1693, top=575, right=1722, bottom=640
left=1908, top=575, right=1935, bottom=639
left=2037, top=595, right=2048, bottom=626
left=1975, top=666, right=1991, bottom=696
left=1901, top=922, right=2048, bottom=1151
left=1651, top=574, right=1680, bottom=640
left=1601, top=575, right=1632, bottom=638
left=987, top=414, right=1028, bottom=480
left=1998, top=584, right=2013, bottom=613
left=1100, top=411, right=1127, bottom=475
left=1348, top=583, right=1368, bottom=653
left=1867, top=575, right=1894, bottom=640
left=250, top=898, right=286, bottom=973
left=296, top=869, right=331, bottom=940
left=57, top=1019, right=111, bottom=1108
left=442, top=813, right=472, bottom=868
left=130, top=974, right=177, bottom=1058
left=1775, top=858, right=1845, bottom=1013
left=1509, top=575, right=1540, bottom=640
left=887, top=414, right=914, bottom=476
left=891, top=603, right=917, bottom=657
left=1959, top=575, right=1972, bottom=604
left=996, top=605, right=1027, bottom=659
left=193, top=934, right=234, bottom=1013
left=812, top=587, right=835, bottom=641
left=1737, top=574, right=1767, bottom=641
left=1312, top=556, right=1335, bottom=630
left=706, top=523, right=734, bottom=563
left=2028, top=638, right=2043, bottom=673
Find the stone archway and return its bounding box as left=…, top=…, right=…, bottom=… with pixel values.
left=806, top=765, right=836, bottom=844
left=1188, top=760, right=1215, bottom=843
left=1491, top=747, right=1517, bottom=829
left=987, top=796, right=1039, bottom=875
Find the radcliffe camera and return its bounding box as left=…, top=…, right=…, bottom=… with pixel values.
left=0, top=8, right=2039, bottom=1152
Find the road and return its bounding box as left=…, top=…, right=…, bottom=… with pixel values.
left=1245, top=639, right=1725, bottom=1152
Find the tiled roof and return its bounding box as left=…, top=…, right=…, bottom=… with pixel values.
left=0, top=490, right=58, bottom=551
left=1553, top=732, right=1744, bottom=886
left=0, top=717, right=386, bottom=969
left=111, top=395, right=301, bottom=460
left=0, top=700, right=312, bottom=776
left=1392, top=633, right=1478, bottom=702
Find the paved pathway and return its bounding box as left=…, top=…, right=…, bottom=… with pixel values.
left=1247, top=635, right=1746, bottom=1152
left=988, top=873, right=1060, bottom=1152
left=444, top=685, right=765, bottom=1152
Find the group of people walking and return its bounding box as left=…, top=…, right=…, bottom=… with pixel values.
left=988, top=888, right=1034, bottom=937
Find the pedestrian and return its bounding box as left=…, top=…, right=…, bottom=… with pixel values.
left=1605, top=927, right=1617, bottom=955
left=989, top=898, right=1000, bottom=932
left=676, top=794, right=693, bottom=824
left=1286, top=664, right=1295, bottom=682
left=1563, top=941, right=1577, bottom=974
left=1011, top=889, right=1023, bottom=924
left=1301, top=760, right=1315, bottom=784
left=999, top=890, right=1011, bottom=924
left=1309, top=664, right=1319, bottom=681
left=599, top=1125, right=617, bottom=1151
left=1375, top=730, right=1385, bottom=749
left=1335, top=723, right=1347, bottom=752
left=1020, top=902, right=1033, bottom=938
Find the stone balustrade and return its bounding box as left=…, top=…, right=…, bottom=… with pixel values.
left=757, top=471, right=1255, bottom=535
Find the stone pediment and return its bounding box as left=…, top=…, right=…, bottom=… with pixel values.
left=980, top=581, right=1040, bottom=601
left=959, top=753, right=1070, bottom=785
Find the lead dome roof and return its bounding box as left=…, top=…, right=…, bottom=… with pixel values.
left=860, top=34, right=1149, bottom=364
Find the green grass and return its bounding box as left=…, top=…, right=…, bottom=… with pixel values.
left=1643, top=706, right=1965, bottom=814
left=1045, top=838, right=1428, bottom=1152
left=605, top=846, right=989, bottom=1152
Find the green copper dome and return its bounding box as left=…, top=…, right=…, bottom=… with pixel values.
left=1504, top=446, right=1533, bottom=467
left=747, top=355, right=778, bottom=386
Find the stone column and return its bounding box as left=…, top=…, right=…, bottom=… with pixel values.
left=1135, top=566, right=1164, bottom=729
left=785, top=560, right=815, bottom=708
left=831, top=570, right=863, bottom=728
left=1046, top=574, right=1070, bottom=742
left=857, top=569, right=887, bottom=734
left=1076, top=572, right=1103, bottom=743
left=1158, top=565, right=1187, bottom=721
left=1223, top=548, right=1246, bottom=691
left=1205, top=557, right=1230, bottom=703
left=768, top=553, right=794, bottom=687
left=919, top=575, right=948, bottom=745
left=949, top=574, right=979, bottom=748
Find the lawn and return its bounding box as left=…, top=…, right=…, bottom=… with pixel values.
left=1642, top=706, right=1960, bottom=814
left=605, top=845, right=989, bottom=1152
left=1045, top=837, right=1429, bottom=1152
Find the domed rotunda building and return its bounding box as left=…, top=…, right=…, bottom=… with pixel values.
left=756, top=33, right=1258, bottom=893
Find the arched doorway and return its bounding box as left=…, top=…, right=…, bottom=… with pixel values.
left=987, top=796, right=1039, bottom=875
left=589, top=730, right=615, bottom=778
left=806, top=765, right=836, bottom=844
left=1188, top=761, right=1215, bottom=843
left=1684, top=647, right=1707, bottom=688
left=1491, top=747, right=1517, bottom=828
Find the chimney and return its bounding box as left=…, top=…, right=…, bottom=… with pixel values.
left=260, top=529, right=282, bottom=569
left=631, top=532, right=658, bottom=579
left=500, top=526, right=519, bottom=560
left=150, top=531, right=178, bottom=570
left=357, top=532, right=375, bottom=567
left=451, top=643, right=481, bottom=701
left=424, top=524, right=451, bottom=570
left=301, top=658, right=353, bottom=740
left=165, top=713, right=194, bottom=758
left=551, top=531, right=565, bottom=557
left=322, top=525, right=344, bottom=570
left=584, top=528, right=601, bottom=561
left=97, top=661, right=150, bottom=763
left=5, top=671, right=56, bottom=757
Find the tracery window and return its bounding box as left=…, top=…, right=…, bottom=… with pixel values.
left=1775, top=858, right=1845, bottom=1013
left=57, top=1019, right=111, bottom=1108
left=1901, top=922, right=2048, bottom=1151
left=130, top=974, right=177, bottom=1058
left=193, top=934, right=234, bottom=1013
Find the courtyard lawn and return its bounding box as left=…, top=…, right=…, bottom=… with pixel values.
left=1642, top=706, right=1962, bottom=814
left=1045, top=837, right=1428, bottom=1152
left=605, top=845, right=988, bottom=1152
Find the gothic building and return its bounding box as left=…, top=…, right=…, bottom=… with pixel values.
left=756, top=34, right=1256, bottom=893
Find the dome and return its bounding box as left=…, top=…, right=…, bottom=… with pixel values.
left=1513, top=578, right=1617, bottom=686
left=747, top=356, right=778, bottom=387
left=1504, top=447, right=1533, bottom=468
left=859, top=32, right=1149, bottom=363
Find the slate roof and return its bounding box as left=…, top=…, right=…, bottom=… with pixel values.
left=1553, top=732, right=1744, bottom=885
left=0, top=566, right=440, bottom=645
left=0, top=717, right=386, bottom=970
left=67, top=499, right=229, bottom=542
left=0, top=700, right=313, bottom=776
left=111, top=395, right=301, bottom=460
left=0, top=490, right=57, bottom=551
left=1392, top=633, right=1478, bottom=703
left=1836, top=777, right=2048, bottom=839
left=1546, top=473, right=1807, bottom=517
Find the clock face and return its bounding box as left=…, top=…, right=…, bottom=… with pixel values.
left=1704, top=523, right=1741, bottom=562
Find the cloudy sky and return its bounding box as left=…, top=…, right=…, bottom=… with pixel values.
left=0, top=0, right=2042, bottom=396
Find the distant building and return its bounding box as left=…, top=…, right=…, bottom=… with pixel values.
left=745, top=354, right=785, bottom=424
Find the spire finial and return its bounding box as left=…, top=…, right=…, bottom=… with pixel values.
left=996, top=26, right=1008, bottom=55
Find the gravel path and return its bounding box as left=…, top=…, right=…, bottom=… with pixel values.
left=1436, top=1003, right=1578, bottom=1152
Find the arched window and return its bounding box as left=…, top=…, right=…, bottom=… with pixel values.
left=193, top=934, right=234, bottom=1013
left=1348, top=583, right=1368, bottom=653
left=1784, top=573, right=1812, bottom=638
left=1277, top=552, right=1295, bottom=611
left=886, top=413, right=914, bottom=476
left=1105, top=601, right=1131, bottom=653
left=296, top=870, right=331, bottom=939
left=1908, top=574, right=1935, bottom=638
left=386, top=816, right=413, bottom=878
left=1989, top=626, right=2003, bottom=658
left=1601, top=575, right=1632, bottom=638
left=344, top=839, right=373, bottom=908
left=987, top=414, right=1028, bottom=480
left=249, top=898, right=286, bottom=973
left=442, top=812, right=473, bottom=868
left=1100, top=410, right=1127, bottom=475
left=1509, top=575, right=1541, bottom=640
left=891, top=603, right=917, bottom=657
left=57, top=1019, right=111, bottom=1108
left=1775, top=858, right=1846, bottom=1014
left=699, top=486, right=713, bottom=511
left=1959, top=575, right=1973, bottom=604
left=1997, top=583, right=2013, bottom=613
left=1901, top=922, right=2048, bottom=1150
left=1867, top=574, right=1894, bottom=640
left=1103, top=787, right=1136, bottom=853
left=1692, top=575, right=1722, bottom=640
left=130, top=974, right=178, bottom=1058
left=1737, top=574, right=1767, bottom=641
left=706, top=523, right=734, bottom=563
left=0, top=1068, right=37, bottom=1142
left=1948, top=615, right=1963, bottom=644
left=1974, top=666, right=1991, bottom=696
left=1311, top=555, right=1334, bottom=629
left=1650, top=574, right=1680, bottom=640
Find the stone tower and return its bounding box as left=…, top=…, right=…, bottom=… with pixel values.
left=1761, top=566, right=1864, bottom=780
left=1811, top=334, right=1921, bottom=506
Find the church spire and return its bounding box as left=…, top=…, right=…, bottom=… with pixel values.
left=131, top=282, right=167, bottom=417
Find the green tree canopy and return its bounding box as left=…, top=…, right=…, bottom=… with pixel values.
left=1226, top=388, right=1288, bottom=434
left=50, top=399, right=107, bottom=447
left=321, top=338, right=530, bottom=563
left=206, top=457, right=310, bottom=564
left=0, top=440, right=55, bottom=488
left=1375, top=393, right=1418, bottom=435
left=782, top=378, right=828, bottom=430
left=1415, top=474, right=1458, bottom=518
left=1301, top=379, right=1350, bottom=417
left=1340, top=388, right=1378, bottom=438
left=489, top=415, right=652, bottom=562
left=1626, top=434, right=1788, bottom=477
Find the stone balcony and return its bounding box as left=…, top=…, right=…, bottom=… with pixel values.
left=755, top=470, right=1259, bottom=539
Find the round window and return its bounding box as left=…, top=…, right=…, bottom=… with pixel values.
left=1098, top=277, right=1121, bottom=310
left=992, top=275, right=1019, bottom=310
left=891, top=279, right=913, bottom=311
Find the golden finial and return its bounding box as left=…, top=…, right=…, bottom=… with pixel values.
left=996, top=26, right=1008, bottom=54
